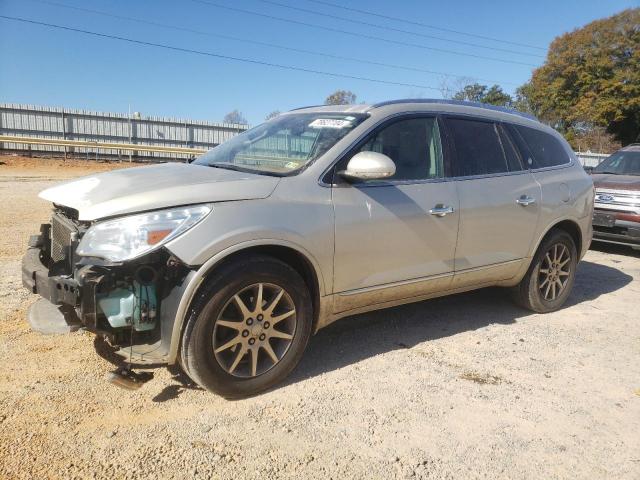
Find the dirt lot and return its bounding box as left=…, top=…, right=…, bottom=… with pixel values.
left=1, top=155, right=639, bottom=479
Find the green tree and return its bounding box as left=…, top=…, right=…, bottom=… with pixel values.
left=483, top=85, right=513, bottom=107
left=453, top=83, right=487, bottom=103
left=526, top=8, right=640, bottom=145
left=512, top=82, right=537, bottom=115
left=452, top=83, right=512, bottom=107
left=325, top=90, right=357, bottom=105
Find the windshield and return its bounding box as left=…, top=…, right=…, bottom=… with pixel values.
left=194, top=112, right=368, bottom=175
left=593, top=150, right=640, bottom=175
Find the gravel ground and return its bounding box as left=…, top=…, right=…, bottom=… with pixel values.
left=1, top=156, right=639, bottom=479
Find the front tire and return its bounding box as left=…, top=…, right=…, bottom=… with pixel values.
left=512, top=229, right=577, bottom=313
left=181, top=254, right=313, bottom=399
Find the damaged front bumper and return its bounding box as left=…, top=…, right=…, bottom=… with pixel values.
left=21, top=221, right=194, bottom=365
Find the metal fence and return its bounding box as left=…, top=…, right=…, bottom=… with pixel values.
left=0, top=103, right=249, bottom=161
left=1, top=103, right=612, bottom=167
left=575, top=152, right=609, bottom=168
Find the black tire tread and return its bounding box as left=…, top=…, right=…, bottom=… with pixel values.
left=180, top=254, right=312, bottom=399
left=512, top=228, right=577, bottom=313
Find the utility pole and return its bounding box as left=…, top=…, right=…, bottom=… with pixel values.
left=128, top=104, right=133, bottom=163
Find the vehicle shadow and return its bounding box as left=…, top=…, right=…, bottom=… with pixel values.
left=91, top=260, right=632, bottom=399
left=284, top=260, right=632, bottom=387
left=590, top=241, right=640, bottom=258
left=151, top=365, right=201, bottom=402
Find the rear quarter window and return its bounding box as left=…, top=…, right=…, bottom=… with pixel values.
left=513, top=125, right=570, bottom=169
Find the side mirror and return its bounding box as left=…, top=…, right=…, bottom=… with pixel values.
left=339, top=151, right=396, bottom=181
left=583, top=166, right=594, bottom=174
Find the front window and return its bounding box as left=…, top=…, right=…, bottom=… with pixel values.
left=194, top=113, right=368, bottom=175
left=354, top=117, right=444, bottom=181
left=593, top=150, right=640, bottom=176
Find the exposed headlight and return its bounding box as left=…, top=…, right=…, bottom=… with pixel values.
left=77, top=205, right=211, bottom=261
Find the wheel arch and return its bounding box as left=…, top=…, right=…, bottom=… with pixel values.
left=167, top=240, right=325, bottom=364
left=532, top=218, right=583, bottom=260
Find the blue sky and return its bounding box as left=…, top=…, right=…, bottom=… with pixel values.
left=0, top=0, right=635, bottom=124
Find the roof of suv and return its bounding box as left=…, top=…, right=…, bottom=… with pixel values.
left=289, top=98, right=539, bottom=125
left=620, top=144, right=640, bottom=152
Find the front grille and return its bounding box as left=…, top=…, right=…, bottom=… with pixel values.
left=50, top=213, right=77, bottom=266
left=594, top=188, right=640, bottom=213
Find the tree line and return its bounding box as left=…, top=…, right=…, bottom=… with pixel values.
left=224, top=8, right=638, bottom=152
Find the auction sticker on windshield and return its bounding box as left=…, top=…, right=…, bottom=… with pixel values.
left=308, top=118, right=352, bottom=129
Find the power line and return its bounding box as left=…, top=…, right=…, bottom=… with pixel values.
left=0, top=15, right=446, bottom=91
left=29, top=0, right=519, bottom=87
left=254, top=0, right=543, bottom=59
left=188, top=0, right=539, bottom=67
left=306, top=0, right=546, bottom=51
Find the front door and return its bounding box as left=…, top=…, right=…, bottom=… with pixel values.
left=332, top=116, right=459, bottom=313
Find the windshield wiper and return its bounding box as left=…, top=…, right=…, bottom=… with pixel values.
left=206, top=163, right=247, bottom=172
left=595, top=171, right=621, bottom=175
left=205, top=163, right=283, bottom=177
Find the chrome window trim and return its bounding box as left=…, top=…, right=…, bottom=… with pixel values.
left=528, top=160, right=575, bottom=173
left=449, top=169, right=533, bottom=182
left=345, top=176, right=453, bottom=189
left=448, top=160, right=574, bottom=182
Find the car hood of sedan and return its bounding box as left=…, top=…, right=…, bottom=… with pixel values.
left=39, top=162, right=280, bottom=221
left=592, top=173, right=640, bottom=191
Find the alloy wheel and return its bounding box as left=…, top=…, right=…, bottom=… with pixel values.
left=212, top=283, right=297, bottom=378
left=538, top=243, right=572, bottom=301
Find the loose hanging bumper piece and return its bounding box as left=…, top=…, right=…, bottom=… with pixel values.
left=107, top=366, right=154, bottom=391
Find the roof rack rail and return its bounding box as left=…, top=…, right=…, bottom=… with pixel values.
left=370, top=98, right=538, bottom=121
left=289, top=104, right=324, bottom=111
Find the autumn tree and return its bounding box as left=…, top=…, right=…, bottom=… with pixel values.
left=512, top=82, right=537, bottom=115
left=526, top=8, right=640, bottom=145
left=325, top=90, right=357, bottom=105
left=223, top=110, right=247, bottom=124
left=452, top=83, right=513, bottom=107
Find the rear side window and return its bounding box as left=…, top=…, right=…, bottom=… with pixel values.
left=446, top=118, right=514, bottom=176
left=513, top=125, right=570, bottom=168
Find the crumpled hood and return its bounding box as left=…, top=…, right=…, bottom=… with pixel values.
left=592, top=173, right=640, bottom=191
left=39, top=162, right=280, bottom=221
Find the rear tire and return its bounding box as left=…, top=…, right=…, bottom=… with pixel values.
left=512, top=229, right=577, bottom=313
left=181, top=254, right=313, bottom=399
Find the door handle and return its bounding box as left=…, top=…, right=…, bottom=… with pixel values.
left=429, top=204, right=455, bottom=217
left=516, top=195, right=536, bottom=206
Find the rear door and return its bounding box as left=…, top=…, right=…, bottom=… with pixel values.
left=443, top=116, right=541, bottom=284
